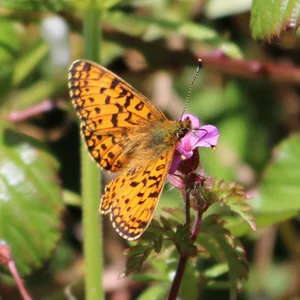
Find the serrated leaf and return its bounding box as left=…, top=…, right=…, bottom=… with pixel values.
left=124, top=245, right=154, bottom=276
left=138, top=230, right=160, bottom=241
left=251, top=0, right=300, bottom=42
left=213, top=180, right=256, bottom=232
left=226, top=210, right=296, bottom=237
left=0, top=125, right=64, bottom=276
left=191, top=179, right=256, bottom=232
left=173, top=225, right=197, bottom=257
left=203, top=263, right=228, bottom=278
left=161, top=207, right=185, bottom=225
left=253, top=135, right=300, bottom=212
left=198, top=215, right=249, bottom=299
left=124, top=245, right=150, bottom=258
left=125, top=256, right=143, bottom=274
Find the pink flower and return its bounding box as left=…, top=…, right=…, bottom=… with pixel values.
left=168, top=114, right=220, bottom=188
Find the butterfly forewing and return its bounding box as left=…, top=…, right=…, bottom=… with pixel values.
left=68, top=60, right=166, bottom=133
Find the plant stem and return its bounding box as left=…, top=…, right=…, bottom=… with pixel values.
left=168, top=255, right=189, bottom=300
left=168, top=186, right=205, bottom=300
left=183, top=186, right=191, bottom=227
left=191, top=210, right=203, bottom=242
left=8, top=261, right=32, bottom=300
left=168, top=185, right=191, bottom=300
left=82, top=1, right=104, bottom=299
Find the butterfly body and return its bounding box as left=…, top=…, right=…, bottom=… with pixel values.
left=69, top=60, right=192, bottom=240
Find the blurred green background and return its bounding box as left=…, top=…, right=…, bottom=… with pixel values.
left=0, top=0, right=300, bottom=299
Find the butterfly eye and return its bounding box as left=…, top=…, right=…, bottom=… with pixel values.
left=176, top=128, right=188, bottom=139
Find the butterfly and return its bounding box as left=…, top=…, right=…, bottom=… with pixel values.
left=68, top=60, right=193, bottom=240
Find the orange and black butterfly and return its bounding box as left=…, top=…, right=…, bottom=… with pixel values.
left=68, top=60, right=193, bottom=240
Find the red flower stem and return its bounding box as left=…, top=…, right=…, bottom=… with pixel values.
left=168, top=255, right=189, bottom=300
left=8, top=99, right=65, bottom=123
left=168, top=189, right=205, bottom=299
left=191, top=210, right=203, bottom=242
left=8, top=261, right=32, bottom=300
left=183, top=187, right=191, bottom=227
left=168, top=185, right=192, bottom=300
left=101, top=31, right=300, bottom=84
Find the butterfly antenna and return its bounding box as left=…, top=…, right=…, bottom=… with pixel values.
left=180, top=58, right=203, bottom=120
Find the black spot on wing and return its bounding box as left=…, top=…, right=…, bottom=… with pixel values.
left=135, top=101, right=144, bottom=111
left=110, top=78, right=118, bottom=89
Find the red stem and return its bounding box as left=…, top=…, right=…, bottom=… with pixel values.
left=168, top=183, right=205, bottom=300
left=8, top=99, right=65, bottom=123
left=168, top=255, right=189, bottom=300
left=8, top=261, right=32, bottom=300
left=191, top=210, right=203, bottom=242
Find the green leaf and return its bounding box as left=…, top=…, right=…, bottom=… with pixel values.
left=62, top=189, right=81, bottom=207
left=247, top=264, right=295, bottom=298
left=253, top=135, right=300, bottom=212
left=213, top=180, right=256, bottom=232
left=198, top=215, right=249, bottom=299
left=124, top=244, right=154, bottom=276
left=0, top=19, right=22, bottom=64
left=251, top=0, right=300, bottom=42
left=1, top=0, right=69, bottom=12
left=205, top=0, right=251, bottom=19
left=106, top=12, right=243, bottom=58
left=203, top=263, right=229, bottom=278
left=131, top=257, right=170, bottom=283
left=226, top=210, right=297, bottom=237
left=179, top=260, right=200, bottom=299
left=12, top=41, right=49, bottom=87
left=4, top=79, right=60, bottom=111
left=153, top=235, right=163, bottom=253
left=160, top=215, right=174, bottom=233
left=191, top=179, right=256, bottom=232
left=174, top=225, right=197, bottom=257
left=124, top=256, right=144, bottom=274
left=136, top=284, right=167, bottom=300
left=124, top=245, right=150, bottom=258
left=0, top=124, right=64, bottom=276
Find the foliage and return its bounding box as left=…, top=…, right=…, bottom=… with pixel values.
left=0, top=125, right=64, bottom=276
left=251, top=0, right=300, bottom=42
left=125, top=180, right=251, bottom=299
left=0, top=0, right=299, bottom=299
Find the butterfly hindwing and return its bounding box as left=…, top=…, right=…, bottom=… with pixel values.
left=101, top=150, right=174, bottom=240
left=81, top=124, right=133, bottom=171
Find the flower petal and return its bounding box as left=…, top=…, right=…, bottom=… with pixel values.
left=181, top=113, right=200, bottom=128
left=192, top=125, right=220, bottom=148
left=168, top=115, right=220, bottom=183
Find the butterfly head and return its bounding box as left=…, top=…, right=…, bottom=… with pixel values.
left=177, top=117, right=192, bottom=139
